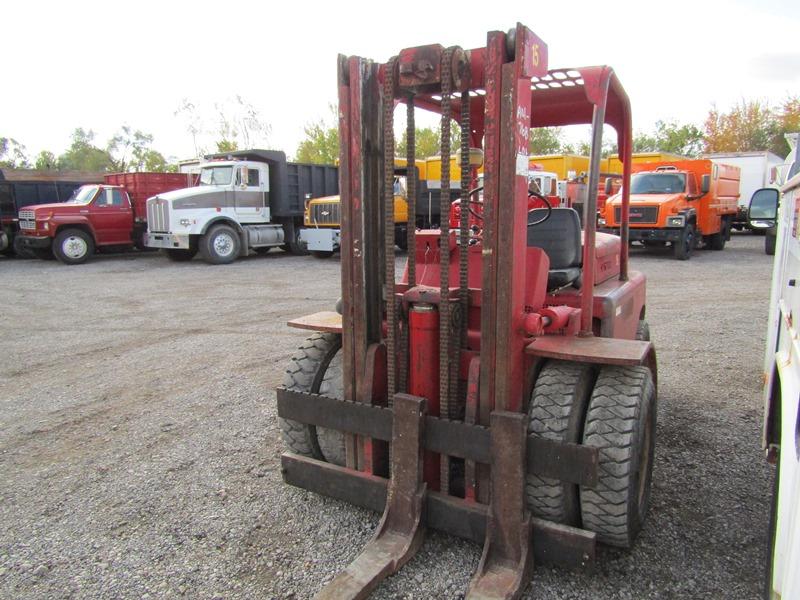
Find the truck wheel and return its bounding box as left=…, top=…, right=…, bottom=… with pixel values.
left=580, top=365, right=656, bottom=548
left=708, top=229, right=726, bottom=251
left=526, top=361, right=595, bottom=525
left=165, top=249, right=197, bottom=262
left=53, top=229, right=94, bottom=265
left=673, top=224, right=694, bottom=260
left=635, top=320, right=650, bottom=342
left=311, top=250, right=334, bottom=259
left=199, top=224, right=240, bottom=264
left=765, top=231, right=777, bottom=256
left=134, top=231, right=156, bottom=252
left=280, top=332, right=346, bottom=466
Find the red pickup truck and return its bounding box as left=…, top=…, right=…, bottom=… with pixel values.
left=16, top=172, right=193, bottom=264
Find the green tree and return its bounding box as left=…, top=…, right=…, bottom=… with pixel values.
left=33, top=150, right=57, bottom=170
left=108, top=126, right=162, bottom=171
left=397, top=122, right=461, bottom=159
left=57, top=129, right=114, bottom=171
left=295, top=105, right=339, bottom=164
left=0, top=137, right=29, bottom=168
left=704, top=100, right=775, bottom=153
left=528, top=127, right=563, bottom=155
left=771, top=96, right=800, bottom=156
left=653, top=120, right=704, bottom=156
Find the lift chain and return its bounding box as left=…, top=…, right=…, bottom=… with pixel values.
left=384, top=56, right=399, bottom=401
left=459, top=90, right=470, bottom=352
left=398, top=95, right=416, bottom=395
left=439, top=47, right=454, bottom=421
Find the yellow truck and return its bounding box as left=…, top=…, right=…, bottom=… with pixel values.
left=300, top=154, right=479, bottom=258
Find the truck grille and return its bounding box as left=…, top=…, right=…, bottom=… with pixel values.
left=615, top=206, right=658, bottom=224
left=147, top=198, right=169, bottom=232
left=18, top=209, right=36, bottom=230
left=309, top=201, right=340, bottom=226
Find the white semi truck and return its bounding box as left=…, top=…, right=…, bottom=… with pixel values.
left=760, top=146, right=800, bottom=599
left=145, top=150, right=337, bottom=264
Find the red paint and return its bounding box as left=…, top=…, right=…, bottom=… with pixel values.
left=408, top=304, right=440, bottom=490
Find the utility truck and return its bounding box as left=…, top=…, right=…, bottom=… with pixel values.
left=600, top=159, right=740, bottom=260
left=16, top=172, right=192, bottom=264
left=145, top=150, right=337, bottom=263
left=759, top=148, right=800, bottom=599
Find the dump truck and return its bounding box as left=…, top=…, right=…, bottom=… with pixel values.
left=0, top=169, right=104, bottom=256
left=300, top=153, right=482, bottom=258
left=16, top=172, right=193, bottom=264
left=275, top=25, right=657, bottom=598
left=600, top=158, right=740, bottom=260
left=144, top=150, right=337, bottom=263
left=759, top=151, right=800, bottom=599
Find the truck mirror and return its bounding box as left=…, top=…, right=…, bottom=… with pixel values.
left=701, top=174, right=710, bottom=194
left=604, top=178, right=613, bottom=195
left=748, top=188, right=780, bottom=228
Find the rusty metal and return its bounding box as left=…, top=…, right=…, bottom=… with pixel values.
left=282, top=453, right=596, bottom=570
left=467, top=411, right=532, bottom=599
left=525, top=335, right=652, bottom=366
left=277, top=387, right=598, bottom=485
left=438, top=46, right=455, bottom=494
left=315, top=393, right=427, bottom=599
left=384, top=56, right=399, bottom=401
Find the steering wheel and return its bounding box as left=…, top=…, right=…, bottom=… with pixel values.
left=527, top=190, right=553, bottom=227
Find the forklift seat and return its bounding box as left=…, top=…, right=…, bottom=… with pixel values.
left=527, top=208, right=582, bottom=290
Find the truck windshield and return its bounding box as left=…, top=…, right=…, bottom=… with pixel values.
left=631, top=173, right=686, bottom=194
left=65, top=185, right=99, bottom=205
left=199, top=166, right=233, bottom=186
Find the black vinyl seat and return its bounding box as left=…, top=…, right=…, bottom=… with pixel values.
left=527, top=208, right=582, bottom=290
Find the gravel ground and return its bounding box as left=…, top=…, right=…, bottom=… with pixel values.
left=0, top=233, right=773, bottom=599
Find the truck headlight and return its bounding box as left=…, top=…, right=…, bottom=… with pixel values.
left=179, top=218, right=191, bottom=227
left=38, top=221, right=48, bottom=230
left=667, top=215, right=685, bottom=227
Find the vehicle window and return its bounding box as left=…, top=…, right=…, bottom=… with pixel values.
left=199, top=166, right=233, bottom=186
left=110, top=189, right=124, bottom=206
left=248, top=169, right=260, bottom=187
left=96, top=189, right=110, bottom=206
left=66, top=185, right=99, bottom=205
left=630, top=173, right=686, bottom=194
left=57, top=183, right=81, bottom=202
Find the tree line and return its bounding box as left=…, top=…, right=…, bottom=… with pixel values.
left=3, top=96, right=797, bottom=172
left=295, top=96, right=800, bottom=164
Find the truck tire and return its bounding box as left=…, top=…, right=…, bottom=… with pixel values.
left=53, top=228, right=94, bottom=265
left=580, top=365, right=656, bottom=548
left=765, top=231, right=777, bottom=256
left=199, top=224, right=240, bottom=265
left=673, top=223, right=694, bottom=260
left=280, top=332, right=346, bottom=466
left=311, top=250, right=334, bottom=259
left=635, top=320, right=650, bottom=342
left=526, top=361, right=595, bottom=525
left=165, top=249, right=197, bottom=262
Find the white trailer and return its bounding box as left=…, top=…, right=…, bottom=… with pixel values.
left=704, top=151, right=783, bottom=230
left=761, top=149, right=800, bottom=597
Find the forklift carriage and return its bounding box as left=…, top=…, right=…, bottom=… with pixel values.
left=276, top=23, right=657, bottom=599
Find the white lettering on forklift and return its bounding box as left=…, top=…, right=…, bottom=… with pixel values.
left=516, top=153, right=529, bottom=177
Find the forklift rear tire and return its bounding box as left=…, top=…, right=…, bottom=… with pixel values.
left=53, top=228, right=94, bottom=265
left=280, top=332, right=346, bottom=466
left=580, top=365, right=656, bottom=548
left=199, top=225, right=240, bottom=265
left=526, top=361, right=595, bottom=525
left=673, top=224, right=694, bottom=260
left=165, top=249, right=197, bottom=262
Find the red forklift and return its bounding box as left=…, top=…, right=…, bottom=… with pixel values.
left=277, top=23, right=656, bottom=599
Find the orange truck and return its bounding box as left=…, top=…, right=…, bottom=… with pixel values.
left=599, top=159, right=740, bottom=260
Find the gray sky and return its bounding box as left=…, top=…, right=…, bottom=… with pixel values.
left=2, top=0, right=799, bottom=162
